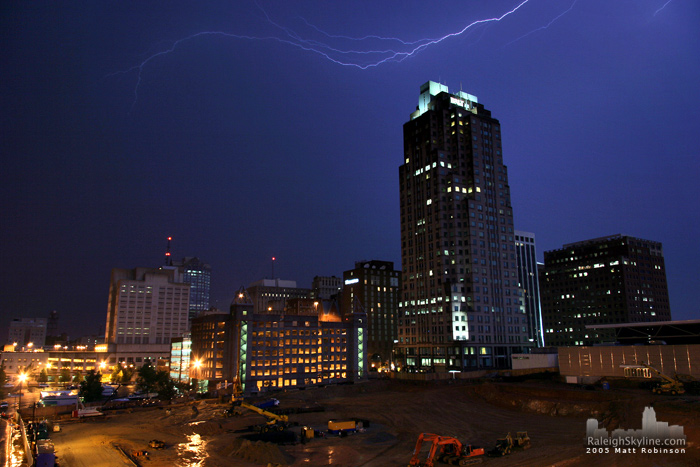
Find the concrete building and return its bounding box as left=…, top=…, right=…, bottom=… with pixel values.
left=342, top=260, right=400, bottom=366
left=104, top=267, right=190, bottom=362
left=7, top=318, right=47, bottom=348
left=515, top=231, right=544, bottom=347
left=312, top=275, right=342, bottom=300
left=540, top=234, right=672, bottom=346
left=189, top=287, right=366, bottom=395
left=246, top=279, right=311, bottom=314
left=396, top=81, right=530, bottom=372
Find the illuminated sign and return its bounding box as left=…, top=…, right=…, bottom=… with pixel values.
left=344, top=278, right=359, bottom=285
left=450, top=96, right=466, bottom=108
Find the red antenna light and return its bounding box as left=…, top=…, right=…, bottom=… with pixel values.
left=165, top=236, right=173, bottom=266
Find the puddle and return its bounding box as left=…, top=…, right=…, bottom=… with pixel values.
left=176, top=433, right=208, bottom=466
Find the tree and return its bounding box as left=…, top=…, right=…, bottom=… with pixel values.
left=79, top=370, right=104, bottom=402
left=59, top=368, right=71, bottom=383
left=155, top=370, right=177, bottom=401
left=37, top=369, right=49, bottom=383
left=0, top=364, right=7, bottom=398
left=72, top=373, right=83, bottom=383
left=136, top=363, right=158, bottom=394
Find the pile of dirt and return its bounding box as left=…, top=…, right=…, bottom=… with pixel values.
left=228, top=438, right=293, bottom=466
left=182, top=420, right=225, bottom=436
left=469, top=382, right=614, bottom=419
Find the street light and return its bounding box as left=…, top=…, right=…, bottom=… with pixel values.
left=17, top=372, right=28, bottom=411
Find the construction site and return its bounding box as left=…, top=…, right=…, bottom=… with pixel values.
left=34, top=373, right=699, bottom=467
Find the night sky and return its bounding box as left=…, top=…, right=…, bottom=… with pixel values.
left=2, top=1, right=698, bottom=339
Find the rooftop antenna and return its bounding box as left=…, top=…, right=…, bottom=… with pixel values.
left=165, top=236, right=172, bottom=266
left=271, top=256, right=276, bottom=280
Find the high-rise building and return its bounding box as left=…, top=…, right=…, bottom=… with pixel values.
left=515, top=231, right=544, bottom=347
left=7, top=318, right=47, bottom=347
left=342, top=260, right=400, bottom=366
left=396, top=81, right=530, bottom=371
left=105, top=267, right=190, bottom=347
left=539, top=234, right=672, bottom=346
left=246, top=279, right=311, bottom=314
left=312, top=275, right=342, bottom=300
left=173, top=257, right=211, bottom=320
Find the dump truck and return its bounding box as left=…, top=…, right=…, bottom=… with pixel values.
left=408, top=433, right=485, bottom=466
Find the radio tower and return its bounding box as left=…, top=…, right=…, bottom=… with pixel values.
left=165, top=236, right=173, bottom=266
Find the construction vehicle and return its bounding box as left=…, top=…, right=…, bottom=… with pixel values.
left=408, top=433, right=485, bottom=466
left=643, top=363, right=685, bottom=395
left=487, top=432, right=531, bottom=457
left=224, top=377, right=290, bottom=432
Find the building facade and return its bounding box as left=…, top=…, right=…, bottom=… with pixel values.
left=105, top=267, right=190, bottom=357
left=396, top=81, right=530, bottom=372
left=246, top=279, right=311, bottom=314
left=342, top=260, right=400, bottom=366
left=189, top=287, right=366, bottom=395
left=312, top=275, right=342, bottom=300
left=515, top=231, right=544, bottom=347
left=540, top=234, right=672, bottom=346
left=7, top=318, right=47, bottom=347
left=172, top=257, right=211, bottom=321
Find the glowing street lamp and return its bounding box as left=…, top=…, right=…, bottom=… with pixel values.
left=17, top=372, right=28, bottom=409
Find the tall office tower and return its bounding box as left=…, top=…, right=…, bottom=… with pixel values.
left=515, top=231, right=544, bottom=347
left=397, top=81, right=529, bottom=371
left=173, top=257, right=211, bottom=320
left=246, top=279, right=311, bottom=314
left=342, top=260, right=400, bottom=365
left=312, top=275, right=342, bottom=300
left=7, top=318, right=47, bottom=347
left=105, top=267, right=190, bottom=347
left=540, top=234, right=672, bottom=346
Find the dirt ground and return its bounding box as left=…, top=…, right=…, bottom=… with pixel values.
left=48, top=377, right=699, bottom=467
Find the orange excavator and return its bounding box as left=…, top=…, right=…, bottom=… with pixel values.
left=408, top=433, right=485, bottom=467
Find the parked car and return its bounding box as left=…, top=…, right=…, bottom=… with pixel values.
left=0, top=401, right=8, bottom=411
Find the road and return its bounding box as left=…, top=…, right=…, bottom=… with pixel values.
left=51, top=419, right=134, bottom=467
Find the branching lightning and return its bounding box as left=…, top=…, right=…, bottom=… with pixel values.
left=504, top=0, right=578, bottom=47
left=111, top=0, right=581, bottom=110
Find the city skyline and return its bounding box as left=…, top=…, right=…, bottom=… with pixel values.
left=2, top=1, right=699, bottom=338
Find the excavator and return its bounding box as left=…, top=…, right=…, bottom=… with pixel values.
left=224, top=377, right=291, bottom=433
left=408, top=433, right=485, bottom=467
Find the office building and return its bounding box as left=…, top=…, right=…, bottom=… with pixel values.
left=515, top=231, right=544, bottom=347
left=173, top=257, right=211, bottom=320
left=342, top=260, right=400, bottom=365
left=105, top=267, right=190, bottom=356
left=540, top=234, right=672, bottom=346
left=396, top=81, right=530, bottom=371
left=312, top=275, right=342, bottom=300
left=190, top=287, right=366, bottom=395
left=7, top=318, right=47, bottom=348
left=246, top=279, right=311, bottom=314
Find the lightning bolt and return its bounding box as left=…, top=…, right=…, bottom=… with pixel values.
left=654, top=0, right=674, bottom=16
left=111, top=0, right=579, bottom=110
left=504, top=0, right=578, bottom=47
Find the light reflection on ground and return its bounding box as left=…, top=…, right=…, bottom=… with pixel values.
left=176, top=433, right=208, bottom=467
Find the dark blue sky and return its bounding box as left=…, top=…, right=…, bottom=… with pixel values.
left=2, top=0, right=698, bottom=338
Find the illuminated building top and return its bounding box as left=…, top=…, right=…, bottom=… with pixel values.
left=411, top=80, right=478, bottom=120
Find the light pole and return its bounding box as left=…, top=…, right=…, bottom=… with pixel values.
left=17, top=372, right=27, bottom=412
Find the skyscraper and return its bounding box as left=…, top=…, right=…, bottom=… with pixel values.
left=342, top=260, right=400, bottom=366
left=515, top=231, right=544, bottom=347
left=396, top=81, right=529, bottom=371
left=540, top=234, right=672, bottom=346
left=173, top=257, right=211, bottom=320
left=105, top=267, right=190, bottom=347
